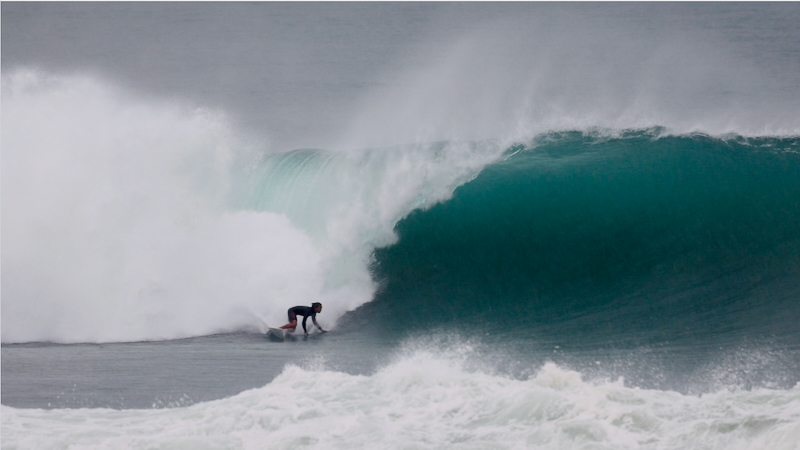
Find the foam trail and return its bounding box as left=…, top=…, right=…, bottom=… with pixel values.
left=1, top=71, right=506, bottom=343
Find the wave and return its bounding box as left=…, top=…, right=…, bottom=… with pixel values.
left=3, top=71, right=799, bottom=344
left=358, top=131, right=800, bottom=349
left=3, top=344, right=800, bottom=449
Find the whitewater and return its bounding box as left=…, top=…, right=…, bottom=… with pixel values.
left=4, top=352, right=800, bottom=450
left=3, top=3, right=800, bottom=449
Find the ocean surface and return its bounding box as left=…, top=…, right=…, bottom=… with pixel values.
left=3, top=3, right=800, bottom=449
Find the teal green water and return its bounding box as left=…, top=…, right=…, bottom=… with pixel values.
left=356, top=131, right=800, bottom=350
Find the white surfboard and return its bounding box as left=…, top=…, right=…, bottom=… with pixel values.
left=268, top=327, right=292, bottom=340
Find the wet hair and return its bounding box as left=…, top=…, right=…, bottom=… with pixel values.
left=312, top=302, right=322, bottom=309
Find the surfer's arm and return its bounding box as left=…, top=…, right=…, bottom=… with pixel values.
left=311, top=315, right=325, bottom=332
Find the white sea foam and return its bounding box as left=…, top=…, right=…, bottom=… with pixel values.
left=1, top=70, right=505, bottom=343
left=3, top=349, right=799, bottom=450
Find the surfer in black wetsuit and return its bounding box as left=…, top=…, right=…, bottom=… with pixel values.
left=280, top=302, right=326, bottom=335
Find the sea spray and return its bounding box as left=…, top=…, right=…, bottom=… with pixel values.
left=1, top=70, right=507, bottom=343
left=1, top=71, right=324, bottom=342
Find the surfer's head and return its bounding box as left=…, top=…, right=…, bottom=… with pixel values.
left=312, top=302, right=322, bottom=313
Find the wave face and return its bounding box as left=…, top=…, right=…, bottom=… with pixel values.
left=361, top=131, right=800, bottom=350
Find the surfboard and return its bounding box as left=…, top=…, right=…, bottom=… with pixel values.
left=268, top=327, right=292, bottom=340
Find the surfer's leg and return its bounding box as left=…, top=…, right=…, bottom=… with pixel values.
left=281, top=311, right=298, bottom=330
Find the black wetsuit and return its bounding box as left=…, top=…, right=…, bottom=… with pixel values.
left=287, top=306, right=321, bottom=333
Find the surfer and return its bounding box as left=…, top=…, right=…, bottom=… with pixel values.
left=280, top=303, right=326, bottom=335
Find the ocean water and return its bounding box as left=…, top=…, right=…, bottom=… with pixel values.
left=3, top=3, right=800, bottom=449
